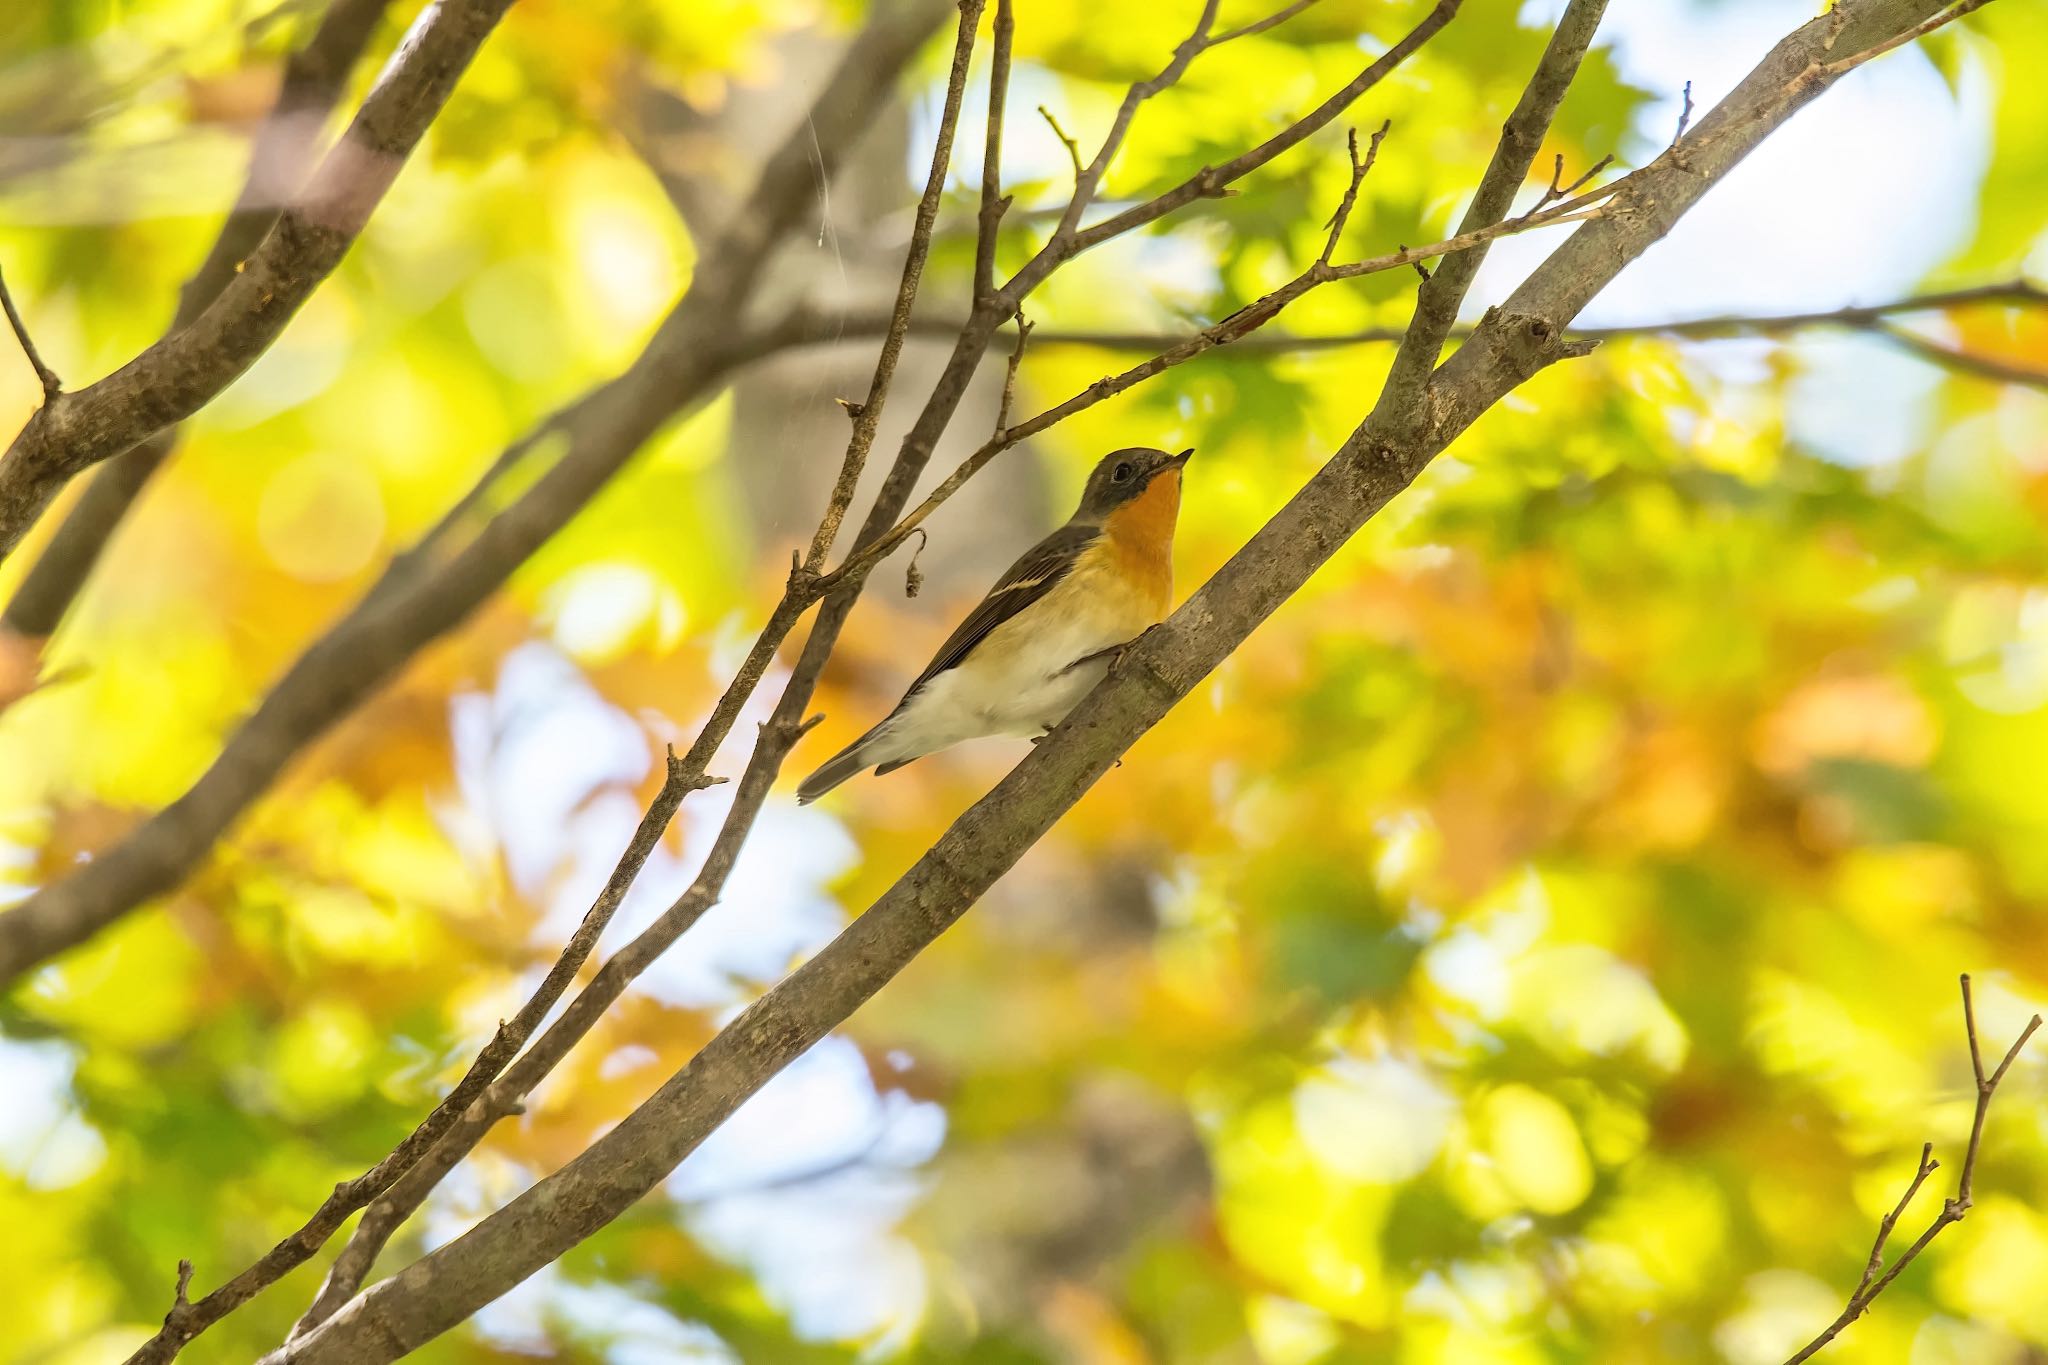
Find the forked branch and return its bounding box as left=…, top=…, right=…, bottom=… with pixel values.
left=1781, top=975, right=2040, bottom=1365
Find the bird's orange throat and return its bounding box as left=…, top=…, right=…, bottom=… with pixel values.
left=1103, top=469, right=1180, bottom=613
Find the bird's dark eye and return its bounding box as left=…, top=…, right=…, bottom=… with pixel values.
left=1111, top=461, right=1135, bottom=484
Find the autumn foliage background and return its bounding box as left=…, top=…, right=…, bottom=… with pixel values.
left=3, top=0, right=2048, bottom=1361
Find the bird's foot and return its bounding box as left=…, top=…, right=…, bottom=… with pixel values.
left=1071, top=625, right=1161, bottom=678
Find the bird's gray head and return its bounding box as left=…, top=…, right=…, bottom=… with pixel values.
left=1073, top=446, right=1194, bottom=523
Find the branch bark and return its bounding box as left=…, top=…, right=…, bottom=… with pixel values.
left=0, top=0, right=512, bottom=564
left=2, top=0, right=395, bottom=639
left=263, top=0, right=1979, bottom=1359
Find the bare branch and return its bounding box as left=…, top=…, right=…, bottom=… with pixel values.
left=1672, top=78, right=1696, bottom=144
left=0, top=265, right=61, bottom=400
left=1209, top=0, right=1324, bottom=45
left=1049, top=0, right=1221, bottom=239
left=1064, top=0, right=1463, bottom=255
left=780, top=281, right=2048, bottom=357
left=994, top=308, right=1034, bottom=432
left=1864, top=321, right=2048, bottom=390
left=1781, top=975, right=2039, bottom=1365
left=1318, top=121, right=1390, bottom=265
left=0, top=0, right=518, bottom=564
left=973, top=0, right=1017, bottom=305
left=1854, top=1143, right=1936, bottom=1300
left=1038, top=105, right=1084, bottom=184
left=1, top=0, right=394, bottom=640
left=801, top=0, right=988, bottom=574
left=1374, top=0, right=1610, bottom=427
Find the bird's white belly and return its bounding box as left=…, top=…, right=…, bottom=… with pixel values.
left=881, top=594, right=1136, bottom=761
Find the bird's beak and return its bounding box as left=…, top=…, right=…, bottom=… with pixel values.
left=1167, top=447, right=1195, bottom=468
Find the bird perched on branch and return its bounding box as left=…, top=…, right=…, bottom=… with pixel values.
left=796, top=446, right=1193, bottom=804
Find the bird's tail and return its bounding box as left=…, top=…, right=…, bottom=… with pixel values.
left=795, top=719, right=899, bottom=805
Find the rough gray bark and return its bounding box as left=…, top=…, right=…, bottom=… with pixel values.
left=0, top=0, right=513, bottom=562
left=266, top=0, right=1960, bottom=1359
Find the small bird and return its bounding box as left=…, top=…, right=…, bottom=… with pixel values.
left=796, top=445, right=1192, bottom=804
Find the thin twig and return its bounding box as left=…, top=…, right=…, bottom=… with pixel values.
left=1817, top=0, right=1990, bottom=76
left=1673, top=78, right=1696, bottom=144
left=973, top=0, right=1016, bottom=305
left=1529, top=151, right=1616, bottom=216
left=1038, top=105, right=1084, bottom=183
left=0, top=266, right=61, bottom=399
left=800, top=0, right=987, bottom=575
left=1208, top=0, right=1324, bottom=45
left=1781, top=975, right=2041, bottom=1365
left=1065, top=0, right=1463, bottom=255
left=1319, top=121, right=1390, bottom=265
left=1863, top=321, right=2048, bottom=390
left=1050, top=0, right=1221, bottom=239
left=1372, top=0, right=1610, bottom=425
left=1854, top=1143, right=1936, bottom=1298
left=995, top=309, right=1034, bottom=432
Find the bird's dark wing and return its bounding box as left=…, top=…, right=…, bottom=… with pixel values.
left=905, top=523, right=1099, bottom=694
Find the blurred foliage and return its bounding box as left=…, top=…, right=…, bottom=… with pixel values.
left=2, top=0, right=2047, bottom=1363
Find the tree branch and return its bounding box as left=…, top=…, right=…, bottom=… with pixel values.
left=1863, top=320, right=2048, bottom=389
left=972, top=0, right=1016, bottom=307
left=2, top=0, right=395, bottom=640
left=1374, top=0, right=1610, bottom=425
left=264, top=1, right=1989, bottom=1359
left=801, top=0, right=987, bottom=574
left=769, top=281, right=2048, bottom=357
left=1064, top=0, right=1461, bottom=254
left=0, top=265, right=62, bottom=400
left=1781, top=975, right=2040, bottom=1365
left=0, top=0, right=512, bottom=564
